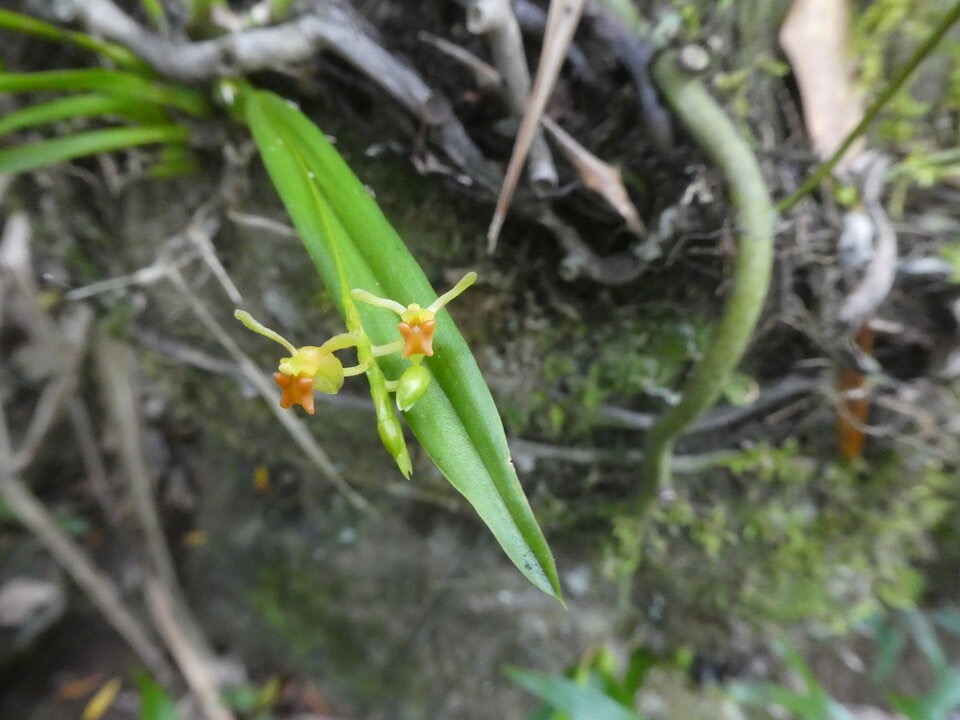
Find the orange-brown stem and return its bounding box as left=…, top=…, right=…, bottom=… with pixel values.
left=837, top=323, right=873, bottom=461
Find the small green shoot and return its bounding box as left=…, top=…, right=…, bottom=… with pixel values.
left=506, top=666, right=646, bottom=720
left=870, top=610, right=960, bottom=720
left=939, top=241, right=960, bottom=283
left=511, top=645, right=660, bottom=720
left=135, top=673, right=180, bottom=720
left=730, top=641, right=858, bottom=720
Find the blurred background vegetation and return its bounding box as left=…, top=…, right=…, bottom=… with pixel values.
left=1, top=0, right=960, bottom=718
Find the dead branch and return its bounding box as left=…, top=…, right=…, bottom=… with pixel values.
left=0, top=217, right=174, bottom=683
left=68, top=398, right=123, bottom=526
left=588, top=1, right=674, bottom=150
left=837, top=153, right=897, bottom=327
left=539, top=208, right=644, bottom=284
left=145, top=578, right=235, bottom=720
left=0, top=454, right=175, bottom=684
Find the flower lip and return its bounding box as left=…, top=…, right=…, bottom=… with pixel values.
left=398, top=319, right=437, bottom=357
left=274, top=372, right=316, bottom=414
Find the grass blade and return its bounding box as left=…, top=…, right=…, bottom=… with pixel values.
left=240, top=87, right=562, bottom=600
left=0, top=70, right=209, bottom=117
left=135, top=673, right=180, bottom=720
left=0, top=94, right=166, bottom=137
left=0, top=125, right=189, bottom=176
left=0, top=10, right=148, bottom=72
left=506, top=667, right=645, bottom=720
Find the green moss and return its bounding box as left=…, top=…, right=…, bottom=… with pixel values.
left=500, top=305, right=709, bottom=438
left=250, top=554, right=386, bottom=697
left=608, top=444, right=953, bottom=631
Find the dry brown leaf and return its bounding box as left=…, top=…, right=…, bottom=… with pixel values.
left=57, top=674, right=106, bottom=701
left=780, top=0, right=864, bottom=172
left=542, top=117, right=646, bottom=235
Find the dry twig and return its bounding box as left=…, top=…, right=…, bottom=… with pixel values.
left=487, top=0, right=587, bottom=250
left=538, top=209, right=644, bottom=284
left=467, top=0, right=557, bottom=192
left=68, top=398, right=122, bottom=526
left=145, top=578, right=235, bottom=720
left=837, top=154, right=897, bottom=327
left=418, top=32, right=501, bottom=90
left=0, top=214, right=174, bottom=683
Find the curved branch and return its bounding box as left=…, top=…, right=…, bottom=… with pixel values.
left=637, top=51, right=774, bottom=514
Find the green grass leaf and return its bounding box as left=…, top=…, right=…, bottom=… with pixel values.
left=135, top=674, right=180, bottom=720
left=0, top=10, right=147, bottom=72
left=730, top=641, right=859, bottom=720
left=932, top=607, right=960, bottom=638
left=0, top=125, right=189, bottom=175
left=0, top=69, right=209, bottom=117
left=904, top=610, right=948, bottom=673
left=506, top=667, right=645, bottom=720
left=0, top=93, right=166, bottom=137
left=239, top=87, right=562, bottom=600
left=139, top=0, right=169, bottom=33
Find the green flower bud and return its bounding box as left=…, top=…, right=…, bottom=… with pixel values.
left=377, top=412, right=412, bottom=478
left=395, top=363, right=431, bottom=411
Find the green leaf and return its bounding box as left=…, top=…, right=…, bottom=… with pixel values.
left=0, top=125, right=189, bottom=176
left=0, top=93, right=166, bottom=137
left=0, top=499, right=17, bottom=524
left=731, top=642, right=860, bottom=720
left=729, top=682, right=858, bottom=720
left=730, top=681, right=827, bottom=717
left=932, top=607, right=960, bottom=638
left=139, top=0, right=169, bottom=32
left=870, top=617, right=906, bottom=683
left=506, top=667, right=645, bottom=720
left=622, top=647, right=659, bottom=698
left=135, top=674, right=180, bottom=720
left=0, top=10, right=147, bottom=72
left=923, top=669, right=960, bottom=718
left=239, top=87, right=562, bottom=600
left=0, top=70, right=209, bottom=117
left=904, top=610, right=947, bottom=673
left=148, top=144, right=199, bottom=179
